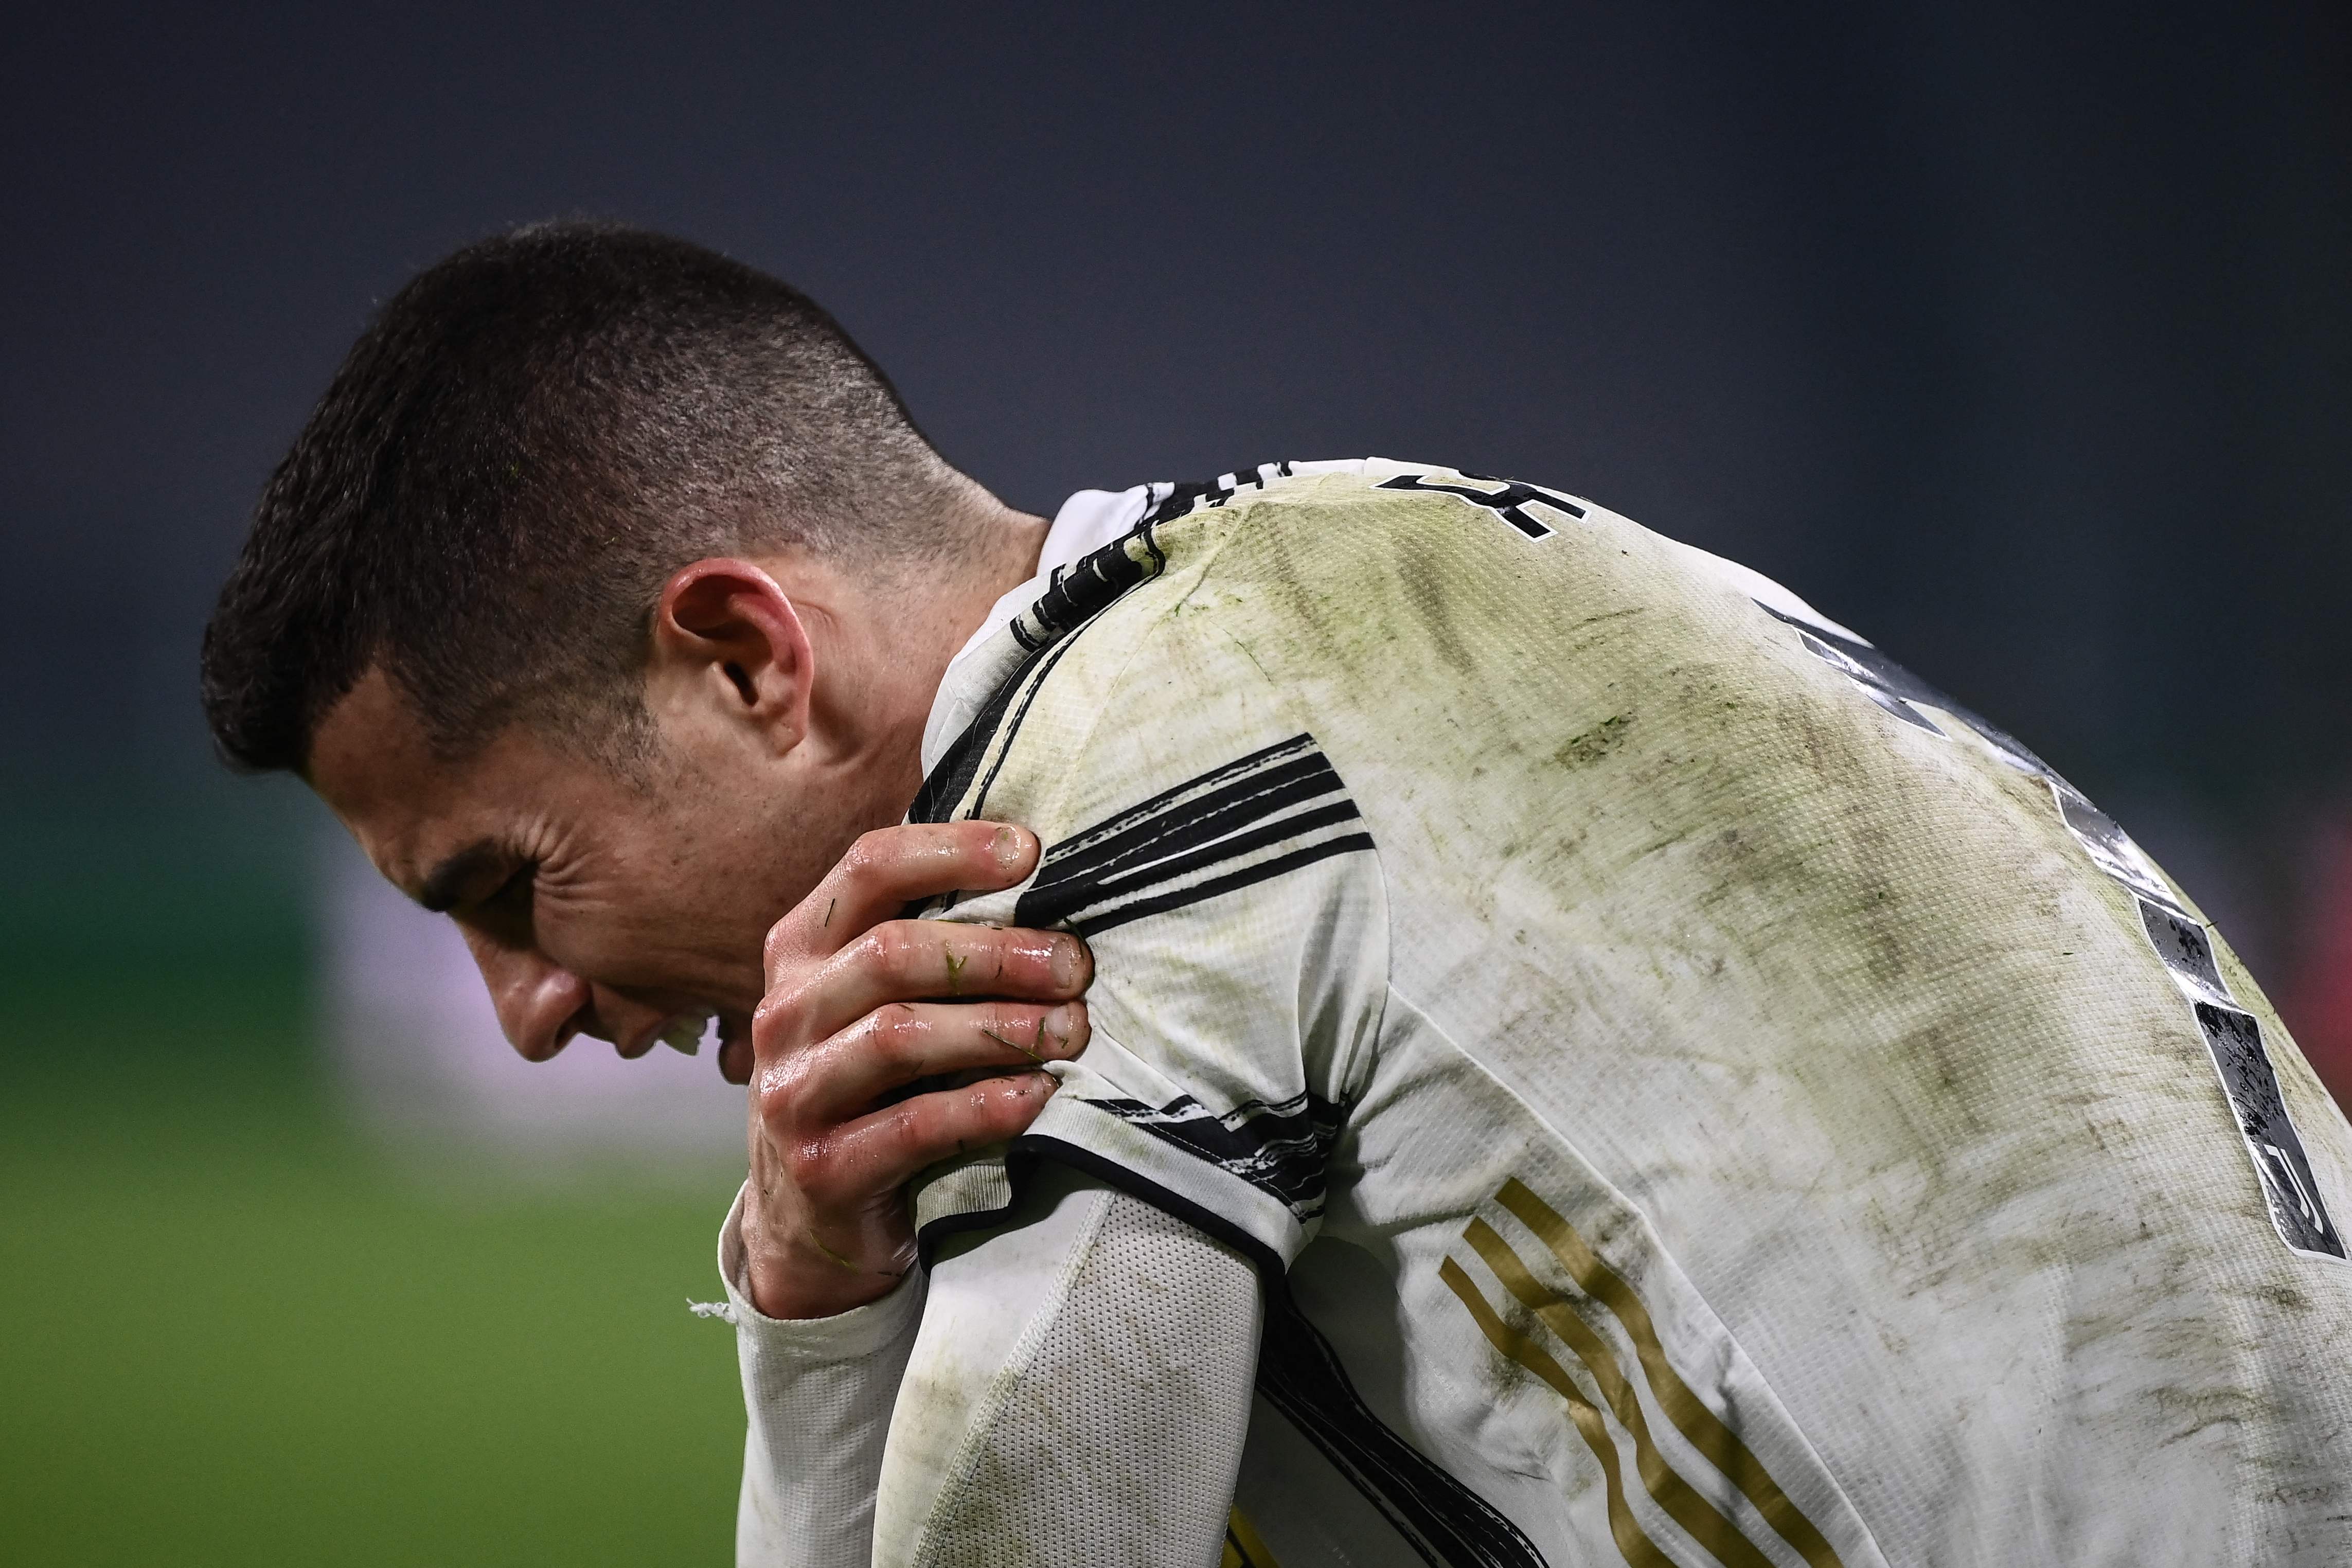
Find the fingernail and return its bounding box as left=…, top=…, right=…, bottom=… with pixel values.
left=1044, top=1003, right=1081, bottom=1053
left=1050, top=936, right=1084, bottom=989
left=991, top=825, right=1026, bottom=869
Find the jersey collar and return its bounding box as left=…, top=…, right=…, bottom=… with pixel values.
left=919, top=483, right=1154, bottom=777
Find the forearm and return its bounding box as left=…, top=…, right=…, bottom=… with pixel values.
left=875, top=1166, right=1263, bottom=1567
left=720, top=1183, right=926, bottom=1568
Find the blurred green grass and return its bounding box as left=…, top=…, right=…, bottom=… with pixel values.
left=3, top=954, right=749, bottom=1564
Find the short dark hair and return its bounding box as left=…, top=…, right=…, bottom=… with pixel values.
left=201, top=220, right=975, bottom=775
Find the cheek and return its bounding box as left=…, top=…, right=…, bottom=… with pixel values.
left=526, top=866, right=674, bottom=974
left=544, top=850, right=765, bottom=982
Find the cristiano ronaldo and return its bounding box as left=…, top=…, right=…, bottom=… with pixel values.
left=203, top=223, right=2352, bottom=1567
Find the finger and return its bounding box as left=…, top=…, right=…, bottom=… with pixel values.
left=766, top=822, right=1040, bottom=981
left=820, top=1070, right=1062, bottom=1195
left=786, top=1000, right=1089, bottom=1120
left=770, top=920, right=1091, bottom=1052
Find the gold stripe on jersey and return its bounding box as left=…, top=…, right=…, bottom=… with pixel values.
left=1221, top=1505, right=1282, bottom=1568
left=1463, top=1220, right=1779, bottom=1568
left=1440, top=1256, right=1679, bottom=1568
left=1493, top=1180, right=1845, bottom=1568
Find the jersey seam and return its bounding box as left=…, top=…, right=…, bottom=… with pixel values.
left=1202, top=614, right=1397, bottom=1111
left=1004, top=518, right=1224, bottom=845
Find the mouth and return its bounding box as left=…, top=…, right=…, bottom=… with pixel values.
left=621, top=1008, right=753, bottom=1083
left=655, top=1010, right=716, bottom=1056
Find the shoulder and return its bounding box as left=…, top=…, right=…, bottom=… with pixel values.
left=908, top=467, right=1411, bottom=1265
left=912, top=453, right=1765, bottom=845
left=907, top=460, right=1378, bottom=834
left=1118, top=456, right=1760, bottom=705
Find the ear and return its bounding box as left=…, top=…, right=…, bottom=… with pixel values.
left=646, top=559, right=816, bottom=757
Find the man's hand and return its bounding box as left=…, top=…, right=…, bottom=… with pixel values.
left=738, top=821, right=1092, bottom=1320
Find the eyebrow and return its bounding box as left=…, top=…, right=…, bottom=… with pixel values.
left=416, top=839, right=508, bottom=914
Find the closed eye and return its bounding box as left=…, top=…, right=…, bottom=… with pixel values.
left=445, top=859, right=539, bottom=940
left=483, top=861, right=538, bottom=912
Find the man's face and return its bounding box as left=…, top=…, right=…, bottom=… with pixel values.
left=309, top=667, right=875, bottom=1083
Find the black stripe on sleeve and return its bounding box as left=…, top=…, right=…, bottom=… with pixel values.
left=1039, top=734, right=1320, bottom=862
left=1030, top=747, right=1342, bottom=893
left=1042, top=829, right=1375, bottom=938
left=1023, top=795, right=1364, bottom=926
left=1013, top=733, right=1373, bottom=935
left=1076, top=1089, right=1341, bottom=1219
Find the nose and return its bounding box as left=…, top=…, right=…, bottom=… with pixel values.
left=462, top=932, right=592, bottom=1061
left=460, top=933, right=677, bottom=1062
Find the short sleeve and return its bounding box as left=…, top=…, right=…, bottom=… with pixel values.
left=912, top=594, right=1389, bottom=1273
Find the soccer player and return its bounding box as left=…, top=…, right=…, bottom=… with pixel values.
left=203, top=224, right=2352, bottom=1567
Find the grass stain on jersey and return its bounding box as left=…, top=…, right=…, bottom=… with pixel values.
left=1552, top=713, right=1633, bottom=770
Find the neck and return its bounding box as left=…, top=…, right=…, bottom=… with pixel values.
left=777, top=500, right=1050, bottom=812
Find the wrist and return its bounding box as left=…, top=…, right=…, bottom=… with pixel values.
left=743, top=1224, right=911, bottom=1321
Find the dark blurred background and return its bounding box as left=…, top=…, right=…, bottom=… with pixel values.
left=4, top=4, right=2347, bottom=1562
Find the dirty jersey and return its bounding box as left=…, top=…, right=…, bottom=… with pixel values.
left=899, top=459, right=2352, bottom=1567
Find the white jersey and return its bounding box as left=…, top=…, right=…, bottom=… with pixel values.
left=732, top=459, right=2352, bottom=1567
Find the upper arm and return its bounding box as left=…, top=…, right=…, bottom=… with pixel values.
left=874, top=1166, right=1263, bottom=1568
left=879, top=531, right=1380, bottom=1561
left=919, top=591, right=1392, bottom=1271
